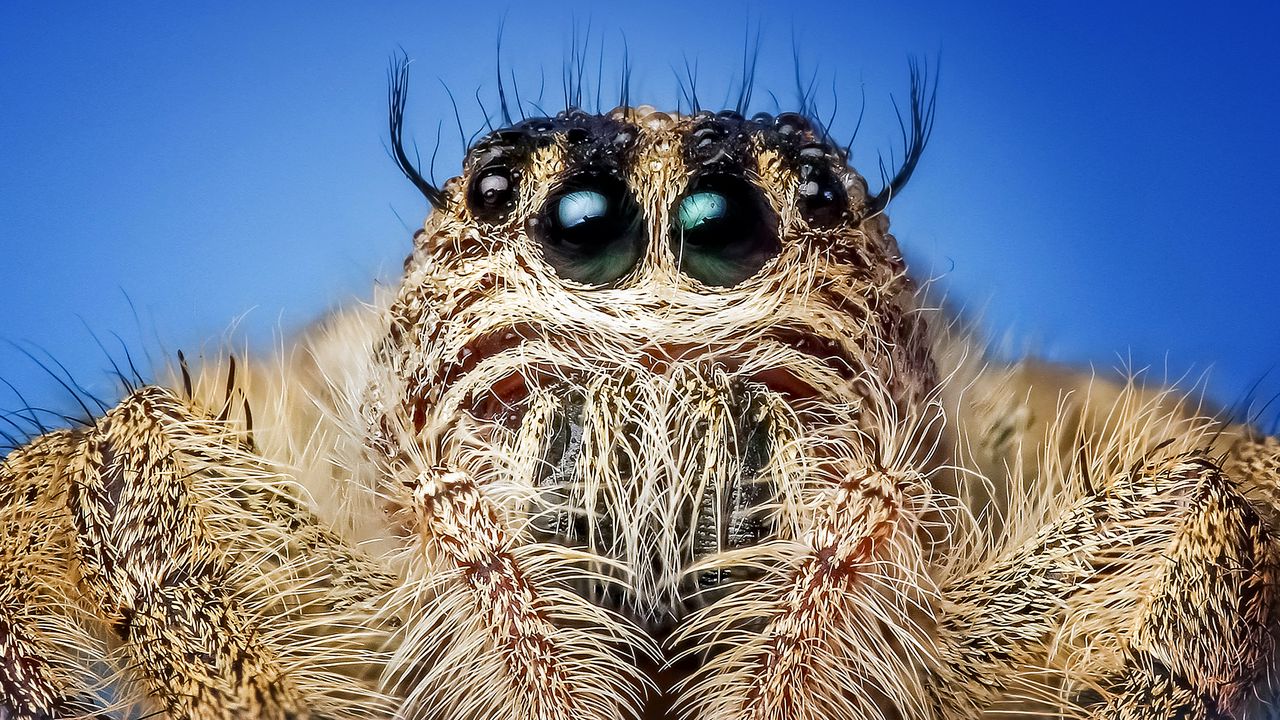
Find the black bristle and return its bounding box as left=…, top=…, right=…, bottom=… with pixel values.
left=510, top=69, right=526, bottom=122
left=110, top=331, right=147, bottom=387
left=681, top=56, right=701, bottom=113
left=178, top=349, right=194, bottom=400
left=42, top=348, right=109, bottom=414
left=0, top=409, right=39, bottom=440
left=594, top=36, right=606, bottom=113
left=225, top=355, right=237, bottom=400
left=734, top=29, right=761, bottom=116
left=870, top=57, right=939, bottom=213
left=843, top=85, right=867, bottom=160
left=428, top=119, right=443, bottom=188
left=441, top=80, right=467, bottom=152
left=789, top=32, right=807, bottom=115
left=817, top=77, right=839, bottom=145
left=495, top=21, right=514, bottom=127
left=575, top=23, right=590, bottom=109
left=765, top=89, right=782, bottom=114
left=242, top=396, right=256, bottom=452
left=675, top=56, right=706, bottom=114
left=7, top=343, right=101, bottom=427
left=388, top=53, right=447, bottom=209
left=217, top=355, right=236, bottom=423
left=618, top=36, right=632, bottom=110
left=0, top=377, right=49, bottom=435
left=475, top=87, right=495, bottom=134
left=79, top=319, right=135, bottom=395
left=466, top=96, right=492, bottom=147
left=563, top=21, right=592, bottom=110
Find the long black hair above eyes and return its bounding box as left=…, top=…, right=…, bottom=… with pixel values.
left=869, top=58, right=938, bottom=214
left=387, top=36, right=937, bottom=215
left=388, top=52, right=447, bottom=210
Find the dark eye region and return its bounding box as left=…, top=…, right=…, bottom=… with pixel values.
left=672, top=176, right=780, bottom=287
left=797, top=162, right=848, bottom=226
left=477, top=162, right=786, bottom=288
left=533, top=175, right=644, bottom=285
left=466, top=165, right=520, bottom=221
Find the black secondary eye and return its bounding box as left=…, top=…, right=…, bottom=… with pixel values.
left=671, top=175, right=780, bottom=287
left=797, top=164, right=848, bottom=226
left=533, top=175, right=643, bottom=285
left=466, top=166, right=518, bottom=220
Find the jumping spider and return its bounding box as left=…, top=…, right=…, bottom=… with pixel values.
left=1, top=57, right=1277, bottom=720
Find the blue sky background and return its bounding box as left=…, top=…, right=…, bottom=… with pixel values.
left=1, top=1, right=1278, bottom=433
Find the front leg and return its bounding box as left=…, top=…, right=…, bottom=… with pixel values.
left=671, top=448, right=939, bottom=720
left=0, top=431, right=113, bottom=719
left=68, top=386, right=312, bottom=719
left=937, top=451, right=1279, bottom=719
left=388, top=466, right=649, bottom=720
left=2, top=384, right=399, bottom=719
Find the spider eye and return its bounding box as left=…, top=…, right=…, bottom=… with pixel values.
left=534, top=175, right=643, bottom=285
left=797, top=164, right=848, bottom=226
left=556, top=190, right=611, bottom=230
left=677, top=192, right=728, bottom=232
left=672, top=175, right=780, bottom=287
left=467, top=166, right=518, bottom=220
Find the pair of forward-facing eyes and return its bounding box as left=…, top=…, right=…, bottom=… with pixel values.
left=465, top=167, right=850, bottom=288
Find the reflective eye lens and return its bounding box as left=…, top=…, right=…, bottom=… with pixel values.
left=797, top=165, right=848, bottom=226
left=677, top=192, right=728, bottom=231
left=671, top=176, right=780, bottom=287
left=478, top=173, right=510, bottom=201
left=535, top=176, right=644, bottom=285
left=466, top=166, right=518, bottom=220
left=556, top=190, right=611, bottom=229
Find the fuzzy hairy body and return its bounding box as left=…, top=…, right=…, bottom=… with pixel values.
left=2, top=92, right=1278, bottom=720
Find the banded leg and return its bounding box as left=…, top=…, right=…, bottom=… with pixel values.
left=674, top=457, right=936, bottom=720
left=61, top=384, right=400, bottom=719
left=67, top=387, right=309, bottom=719
left=937, top=454, right=1278, bottom=719
left=389, top=467, right=646, bottom=720
left=1, top=432, right=115, bottom=719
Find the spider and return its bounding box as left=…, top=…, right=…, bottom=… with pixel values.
left=1, top=55, right=1277, bottom=720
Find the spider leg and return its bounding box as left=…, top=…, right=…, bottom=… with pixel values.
left=1107, top=456, right=1277, bottom=719
left=38, top=384, right=402, bottom=719
left=674, top=457, right=936, bottom=720
left=1, top=431, right=115, bottom=719
left=63, top=386, right=312, bottom=719
left=937, top=453, right=1279, bottom=719
left=391, top=465, right=647, bottom=720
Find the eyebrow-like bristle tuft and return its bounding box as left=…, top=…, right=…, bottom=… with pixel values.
left=869, top=57, right=939, bottom=213
left=387, top=52, right=447, bottom=210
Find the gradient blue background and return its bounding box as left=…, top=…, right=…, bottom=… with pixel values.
left=1, top=1, right=1278, bottom=431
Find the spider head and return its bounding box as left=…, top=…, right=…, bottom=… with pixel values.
left=367, top=103, right=941, bottom=627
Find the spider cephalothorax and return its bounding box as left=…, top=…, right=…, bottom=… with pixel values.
left=1, top=56, right=1276, bottom=720
left=331, top=67, right=967, bottom=714
left=368, top=97, right=944, bottom=617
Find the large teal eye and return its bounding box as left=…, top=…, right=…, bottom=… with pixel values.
left=678, top=192, right=728, bottom=231
left=535, top=175, right=644, bottom=285
left=671, top=175, right=780, bottom=287
left=557, top=190, right=610, bottom=229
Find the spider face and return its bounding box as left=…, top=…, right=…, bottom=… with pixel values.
left=365, top=105, right=943, bottom=629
